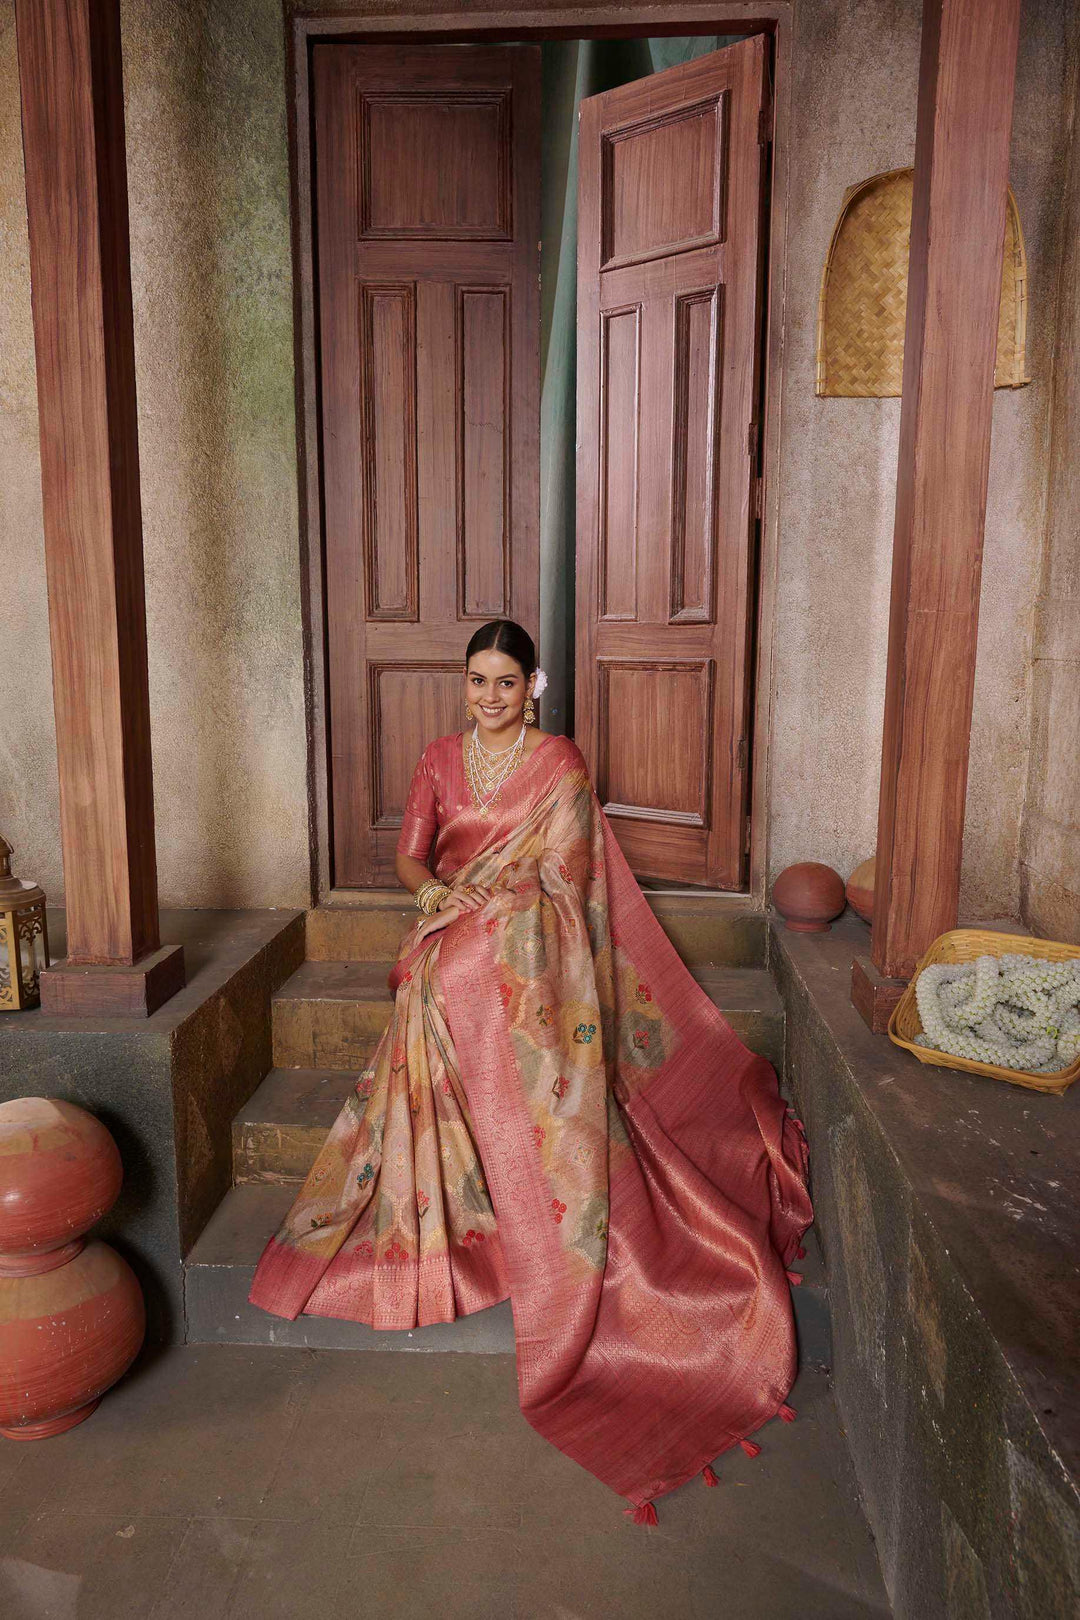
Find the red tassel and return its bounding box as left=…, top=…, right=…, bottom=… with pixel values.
left=624, top=1500, right=658, bottom=1526
left=796, top=1245, right=807, bottom=1259
left=739, top=1439, right=762, bottom=1458
left=779, top=1403, right=797, bottom=1423
left=702, top=1465, right=720, bottom=1487
left=786, top=1269, right=803, bottom=1285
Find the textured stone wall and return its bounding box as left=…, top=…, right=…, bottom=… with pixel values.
left=0, top=0, right=310, bottom=910
left=766, top=0, right=1066, bottom=919
left=1020, top=16, right=1080, bottom=945
left=0, top=0, right=1070, bottom=914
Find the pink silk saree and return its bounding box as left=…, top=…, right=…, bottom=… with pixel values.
left=250, top=732, right=812, bottom=1513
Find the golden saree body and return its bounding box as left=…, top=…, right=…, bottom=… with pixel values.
left=249, top=734, right=812, bottom=1512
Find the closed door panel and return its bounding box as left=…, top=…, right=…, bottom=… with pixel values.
left=315, top=44, right=540, bottom=886
left=576, top=39, right=769, bottom=888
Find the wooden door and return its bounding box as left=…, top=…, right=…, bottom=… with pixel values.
left=576, top=38, right=770, bottom=888
left=314, top=44, right=540, bottom=887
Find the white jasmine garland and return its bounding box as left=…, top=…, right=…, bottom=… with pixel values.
left=914, top=954, right=1080, bottom=1073
left=532, top=668, right=548, bottom=697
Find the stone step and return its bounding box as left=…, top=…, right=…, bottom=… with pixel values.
left=183, top=1182, right=516, bottom=1352
left=271, top=961, right=391, bottom=1069
left=184, top=1183, right=827, bottom=1365
left=232, top=1067, right=359, bottom=1184
left=253, top=967, right=782, bottom=1180
left=307, top=891, right=766, bottom=968
left=271, top=957, right=783, bottom=1079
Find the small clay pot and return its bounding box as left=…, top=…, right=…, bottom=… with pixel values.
left=772, top=863, right=846, bottom=933
left=0, top=1241, right=145, bottom=1439
left=846, top=856, right=876, bottom=924
left=0, top=1098, right=123, bottom=1271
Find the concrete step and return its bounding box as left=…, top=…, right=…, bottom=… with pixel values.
left=250, top=967, right=782, bottom=1183
left=183, top=1182, right=515, bottom=1352
left=273, top=959, right=781, bottom=1074
left=184, top=1183, right=827, bottom=1365
left=272, top=961, right=391, bottom=1069
left=233, top=1067, right=358, bottom=1184
left=307, top=892, right=766, bottom=968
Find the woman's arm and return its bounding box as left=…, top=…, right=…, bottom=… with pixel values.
left=394, top=850, right=442, bottom=897
left=394, top=850, right=495, bottom=941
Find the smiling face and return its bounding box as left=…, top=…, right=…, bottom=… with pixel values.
left=464, top=649, right=535, bottom=741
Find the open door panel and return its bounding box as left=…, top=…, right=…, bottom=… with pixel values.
left=575, top=37, right=770, bottom=888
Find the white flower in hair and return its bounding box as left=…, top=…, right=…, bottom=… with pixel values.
left=532, top=668, right=548, bottom=696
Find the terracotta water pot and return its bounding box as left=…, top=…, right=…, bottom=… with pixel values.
left=772, top=863, right=846, bottom=933
left=0, top=1098, right=143, bottom=1439
left=0, top=1240, right=145, bottom=1439
left=0, top=1098, right=122, bottom=1273
left=846, top=856, right=876, bottom=924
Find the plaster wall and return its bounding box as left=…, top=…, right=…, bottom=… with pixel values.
left=1020, top=17, right=1080, bottom=946
left=0, top=0, right=1069, bottom=916
left=767, top=0, right=1065, bottom=919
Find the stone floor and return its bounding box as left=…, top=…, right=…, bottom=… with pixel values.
left=0, top=1345, right=889, bottom=1619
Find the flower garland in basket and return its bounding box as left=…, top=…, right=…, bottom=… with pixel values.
left=915, top=954, right=1080, bottom=1073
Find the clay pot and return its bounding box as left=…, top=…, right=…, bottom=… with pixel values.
left=0, top=1098, right=123, bottom=1274
left=0, top=1099, right=143, bottom=1440
left=772, top=863, right=846, bottom=933
left=0, top=1240, right=145, bottom=1439
left=846, top=856, right=876, bottom=924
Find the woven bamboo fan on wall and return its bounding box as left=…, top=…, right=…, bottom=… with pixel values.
left=816, top=168, right=1030, bottom=397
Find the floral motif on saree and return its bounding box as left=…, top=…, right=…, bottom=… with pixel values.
left=250, top=733, right=812, bottom=1510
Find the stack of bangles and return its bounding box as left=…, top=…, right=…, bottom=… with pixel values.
left=414, top=877, right=452, bottom=916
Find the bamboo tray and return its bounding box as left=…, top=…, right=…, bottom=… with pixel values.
left=888, top=928, right=1080, bottom=1096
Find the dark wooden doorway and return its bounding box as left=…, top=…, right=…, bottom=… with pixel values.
left=574, top=37, right=770, bottom=889
left=314, top=44, right=540, bottom=887
left=310, top=33, right=769, bottom=892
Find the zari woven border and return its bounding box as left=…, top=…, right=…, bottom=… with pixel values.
left=816, top=169, right=1030, bottom=398
left=889, top=928, right=1080, bottom=1096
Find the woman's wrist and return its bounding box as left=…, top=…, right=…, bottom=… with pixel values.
left=414, top=877, right=454, bottom=916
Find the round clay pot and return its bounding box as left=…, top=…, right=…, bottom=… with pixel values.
left=772, top=863, right=846, bottom=933
left=0, top=1098, right=123, bottom=1272
left=0, top=1239, right=145, bottom=1439
left=846, top=856, right=876, bottom=924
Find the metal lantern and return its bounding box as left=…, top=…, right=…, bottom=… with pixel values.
left=0, top=837, right=49, bottom=1011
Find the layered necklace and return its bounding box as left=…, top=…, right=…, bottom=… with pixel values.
left=466, top=722, right=526, bottom=817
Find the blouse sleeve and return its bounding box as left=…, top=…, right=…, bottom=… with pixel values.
left=397, top=746, right=438, bottom=863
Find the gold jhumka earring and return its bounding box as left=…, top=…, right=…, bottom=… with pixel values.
left=524, top=695, right=535, bottom=725
left=465, top=703, right=474, bottom=721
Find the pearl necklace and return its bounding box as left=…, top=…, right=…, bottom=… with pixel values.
left=466, top=723, right=526, bottom=816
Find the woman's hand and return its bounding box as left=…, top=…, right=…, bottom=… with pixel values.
left=415, top=904, right=463, bottom=943
left=413, top=882, right=495, bottom=944
left=447, top=882, right=495, bottom=913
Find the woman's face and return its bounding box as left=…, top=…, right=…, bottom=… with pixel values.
left=465, top=650, right=534, bottom=737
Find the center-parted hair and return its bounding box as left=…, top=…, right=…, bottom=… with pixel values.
left=464, top=620, right=536, bottom=678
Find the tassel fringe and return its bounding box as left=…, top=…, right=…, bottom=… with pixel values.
left=779, top=1403, right=797, bottom=1423
left=740, top=1439, right=762, bottom=1458
left=786, top=1269, right=803, bottom=1285
left=702, top=1465, right=719, bottom=1487
left=625, top=1500, right=658, bottom=1526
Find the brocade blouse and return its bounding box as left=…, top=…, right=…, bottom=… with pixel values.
left=396, top=733, right=473, bottom=865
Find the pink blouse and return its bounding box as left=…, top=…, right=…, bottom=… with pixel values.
left=396, top=733, right=473, bottom=864
left=397, top=731, right=567, bottom=866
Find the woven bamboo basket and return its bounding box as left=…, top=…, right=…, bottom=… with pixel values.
left=816, top=170, right=1030, bottom=397
left=889, top=928, right=1080, bottom=1096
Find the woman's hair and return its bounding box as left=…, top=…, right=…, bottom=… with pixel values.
left=464, top=619, right=536, bottom=679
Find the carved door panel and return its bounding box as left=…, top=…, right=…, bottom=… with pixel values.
left=314, top=44, right=540, bottom=886
left=576, top=38, right=770, bottom=888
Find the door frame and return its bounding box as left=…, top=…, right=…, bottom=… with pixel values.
left=286, top=3, right=793, bottom=908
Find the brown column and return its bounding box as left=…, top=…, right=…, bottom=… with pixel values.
left=17, top=0, right=183, bottom=1016
left=853, top=0, right=1021, bottom=1029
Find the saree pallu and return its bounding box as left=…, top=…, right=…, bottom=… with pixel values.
left=250, top=735, right=812, bottom=1511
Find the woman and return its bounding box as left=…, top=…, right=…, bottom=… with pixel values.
left=250, top=620, right=812, bottom=1522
